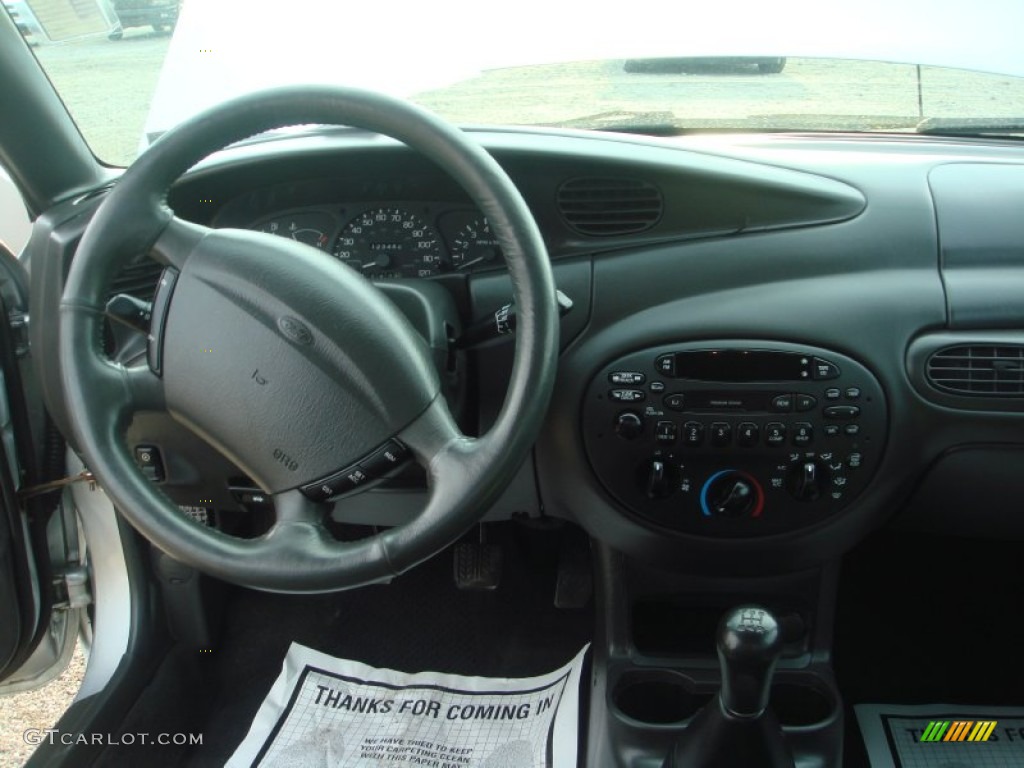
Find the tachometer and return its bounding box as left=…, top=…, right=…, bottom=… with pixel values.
left=442, top=212, right=503, bottom=272
left=332, top=207, right=444, bottom=278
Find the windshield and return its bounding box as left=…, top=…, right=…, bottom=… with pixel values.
left=10, top=0, right=1024, bottom=166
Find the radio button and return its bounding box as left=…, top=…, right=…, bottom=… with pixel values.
left=824, top=388, right=841, bottom=400
left=682, top=421, right=705, bottom=446
left=792, top=422, right=814, bottom=446
left=823, top=405, right=860, bottom=419
left=655, top=354, right=676, bottom=376
left=847, top=452, right=863, bottom=468
left=795, top=394, right=817, bottom=412
left=609, top=371, right=645, bottom=385
left=812, top=358, right=841, bottom=380
left=650, top=381, right=666, bottom=393
left=771, top=394, right=794, bottom=412
left=844, top=424, right=860, bottom=436
left=765, top=422, right=787, bottom=445
left=655, top=421, right=678, bottom=445
left=845, top=387, right=861, bottom=400
left=737, top=422, right=760, bottom=447
left=663, top=393, right=686, bottom=411
left=710, top=422, right=732, bottom=447
left=824, top=424, right=841, bottom=437
left=610, top=389, right=646, bottom=403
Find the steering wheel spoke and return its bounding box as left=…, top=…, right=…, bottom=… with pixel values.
left=149, top=215, right=209, bottom=271
left=272, top=487, right=329, bottom=526
left=121, top=363, right=167, bottom=413
left=396, top=395, right=467, bottom=478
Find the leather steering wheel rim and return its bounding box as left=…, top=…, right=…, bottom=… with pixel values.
left=59, top=86, right=559, bottom=593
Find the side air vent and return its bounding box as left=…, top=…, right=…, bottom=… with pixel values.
left=556, top=177, right=663, bottom=236
left=927, top=345, right=1024, bottom=396
left=110, top=258, right=163, bottom=302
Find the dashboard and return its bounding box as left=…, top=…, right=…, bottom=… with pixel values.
left=29, top=126, right=1024, bottom=576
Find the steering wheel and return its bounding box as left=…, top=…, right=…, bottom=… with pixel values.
left=59, top=87, right=559, bottom=593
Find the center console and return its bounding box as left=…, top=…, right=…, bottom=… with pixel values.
left=576, top=342, right=888, bottom=765
left=589, top=545, right=845, bottom=768
left=582, top=340, right=887, bottom=536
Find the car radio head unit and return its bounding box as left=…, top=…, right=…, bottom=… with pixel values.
left=583, top=341, right=888, bottom=537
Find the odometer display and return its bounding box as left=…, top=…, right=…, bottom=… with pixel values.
left=332, top=207, right=444, bottom=278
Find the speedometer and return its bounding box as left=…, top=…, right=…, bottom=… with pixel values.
left=332, top=207, right=444, bottom=278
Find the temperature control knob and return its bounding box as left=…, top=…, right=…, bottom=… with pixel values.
left=701, top=470, right=764, bottom=518
left=785, top=460, right=830, bottom=502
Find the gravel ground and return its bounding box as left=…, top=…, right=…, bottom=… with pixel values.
left=32, top=28, right=170, bottom=165
left=0, top=644, right=86, bottom=767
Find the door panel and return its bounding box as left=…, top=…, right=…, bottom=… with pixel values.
left=0, top=240, right=73, bottom=690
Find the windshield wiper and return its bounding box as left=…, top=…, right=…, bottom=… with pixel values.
left=547, top=110, right=686, bottom=135
left=545, top=111, right=934, bottom=136
left=915, top=117, right=1024, bottom=136
left=544, top=111, right=796, bottom=136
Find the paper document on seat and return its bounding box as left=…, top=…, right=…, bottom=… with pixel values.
left=227, top=642, right=589, bottom=768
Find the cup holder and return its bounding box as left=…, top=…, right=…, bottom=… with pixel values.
left=613, top=673, right=837, bottom=729
left=771, top=681, right=837, bottom=727
left=612, top=673, right=712, bottom=725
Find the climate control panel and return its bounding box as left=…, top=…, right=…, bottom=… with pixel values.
left=581, top=342, right=887, bottom=536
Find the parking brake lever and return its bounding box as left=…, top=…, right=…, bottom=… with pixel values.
left=454, top=290, right=573, bottom=350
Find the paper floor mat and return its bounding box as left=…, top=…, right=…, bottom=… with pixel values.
left=855, top=703, right=1024, bottom=768
left=227, top=642, right=589, bottom=768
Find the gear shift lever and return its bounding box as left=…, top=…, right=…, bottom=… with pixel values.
left=718, top=606, right=782, bottom=717
left=663, top=606, right=794, bottom=768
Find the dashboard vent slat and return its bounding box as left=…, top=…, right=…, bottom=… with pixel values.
left=110, top=259, right=164, bottom=302
left=557, top=177, right=663, bottom=236
left=927, top=345, right=1024, bottom=396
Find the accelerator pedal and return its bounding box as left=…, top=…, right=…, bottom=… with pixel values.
left=554, top=532, right=592, bottom=609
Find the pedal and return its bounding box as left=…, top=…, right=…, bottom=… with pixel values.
left=554, top=534, right=592, bottom=609
left=453, top=541, right=503, bottom=591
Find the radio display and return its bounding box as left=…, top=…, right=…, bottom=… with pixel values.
left=673, top=350, right=808, bottom=382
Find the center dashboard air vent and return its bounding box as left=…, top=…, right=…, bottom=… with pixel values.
left=927, top=344, right=1024, bottom=396
left=556, top=177, right=663, bottom=236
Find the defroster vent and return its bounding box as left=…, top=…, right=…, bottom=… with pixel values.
left=556, top=177, right=663, bottom=236
left=927, top=345, right=1024, bottom=396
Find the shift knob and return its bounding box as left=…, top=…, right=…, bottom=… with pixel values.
left=717, top=606, right=783, bottom=718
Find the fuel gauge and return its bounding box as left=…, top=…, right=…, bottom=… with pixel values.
left=252, top=210, right=337, bottom=251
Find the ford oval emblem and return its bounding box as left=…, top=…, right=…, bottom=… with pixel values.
left=277, top=316, right=313, bottom=346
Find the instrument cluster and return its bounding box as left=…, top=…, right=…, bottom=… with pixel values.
left=249, top=203, right=504, bottom=278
